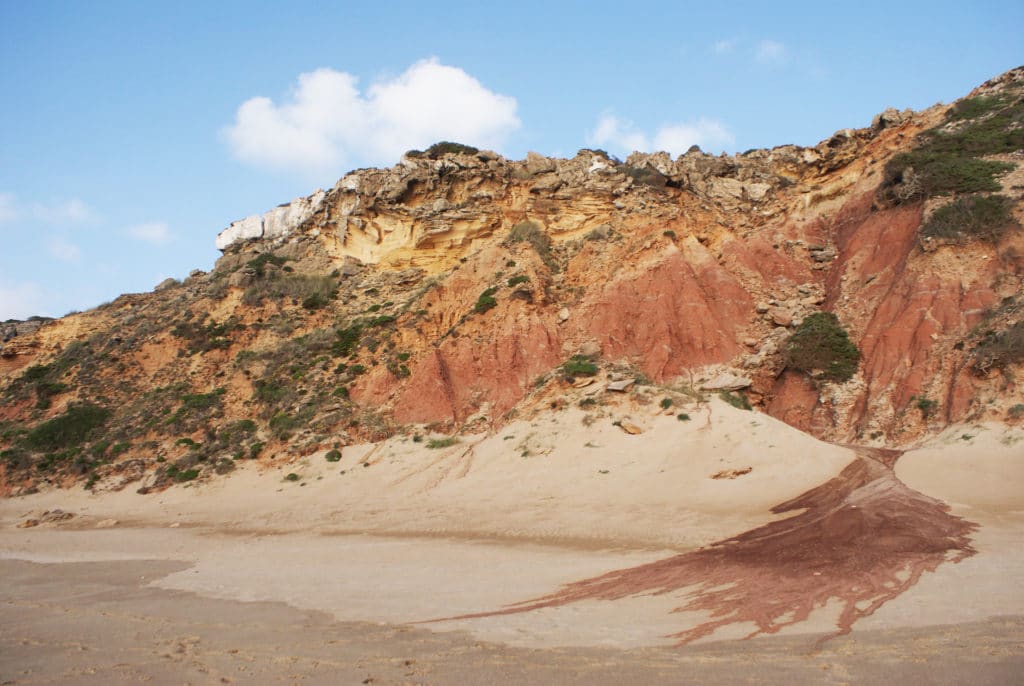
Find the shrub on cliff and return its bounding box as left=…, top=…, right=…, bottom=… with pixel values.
left=24, top=404, right=111, bottom=451
left=921, top=194, right=1017, bottom=243
left=507, top=220, right=557, bottom=271
left=784, top=312, right=861, bottom=383
left=878, top=92, right=1021, bottom=204
left=973, top=320, right=1024, bottom=372
left=406, top=141, right=479, bottom=159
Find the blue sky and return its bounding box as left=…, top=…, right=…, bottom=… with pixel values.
left=1, top=0, right=1021, bottom=320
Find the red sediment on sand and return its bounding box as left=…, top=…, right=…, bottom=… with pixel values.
left=438, top=448, right=976, bottom=645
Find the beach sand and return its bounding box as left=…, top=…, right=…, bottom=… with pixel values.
left=2, top=400, right=1022, bottom=683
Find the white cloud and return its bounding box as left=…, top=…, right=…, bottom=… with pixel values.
left=33, top=198, right=97, bottom=225
left=712, top=39, right=736, bottom=54
left=46, top=236, right=81, bottom=262
left=224, top=58, right=521, bottom=175
left=587, top=113, right=735, bottom=157
left=755, top=40, right=788, bottom=64
left=0, top=281, right=46, bottom=320
left=127, top=221, right=172, bottom=245
left=0, top=193, right=17, bottom=224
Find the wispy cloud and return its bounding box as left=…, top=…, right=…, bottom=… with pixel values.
left=46, top=236, right=81, bottom=262
left=127, top=221, right=172, bottom=245
left=0, top=194, right=98, bottom=227
left=0, top=193, right=17, bottom=224
left=755, top=40, right=788, bottom=65
left=224, top=58, right=521, bottom=175
left=712, top=39, right=736, bottom=54
left=587, top=113, right=735, bottom=157
left=33, top=198, right=98, bottom=225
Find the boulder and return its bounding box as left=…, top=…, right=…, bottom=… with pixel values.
left=701, top=372, right=753, bottom=392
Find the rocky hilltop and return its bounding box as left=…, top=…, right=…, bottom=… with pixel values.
left=2, top=68, right=1022, bottom=494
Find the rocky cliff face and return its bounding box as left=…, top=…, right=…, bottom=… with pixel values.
left=2, top=68, right=1022, bottom=494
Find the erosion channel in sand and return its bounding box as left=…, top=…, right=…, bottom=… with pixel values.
left=433, top=447, right=978, bottom=645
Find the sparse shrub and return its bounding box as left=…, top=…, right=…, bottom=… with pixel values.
left=426, top=436, right=459, bottom=449
left=24, top=404, right=111, bottom=451
left=325, top=449, right=342, bottom=462
left=170, top=318, right=235, bottom=353
left=507, top=275, right=530, bottom=287
left=249, top=442, right=265, bottom=459
left=621, top=165, right=668, bottom=188
left=365, top=314, right=396, bottom=327
left=507, top=221, right=556, bottom=270
left=348, top=364, right=366, bottom=375
left=269, top=412, right=298, bottom=439
left=333, top=323, right=363, bottom=357
left=659, top=397, right=674, bottom=410
left=972, top=320, right=1024, bottom=372
left=284, top=472, right=300, bottom=482
left=663, top=230, right=676, bottom=239
left=561, top=355, right=598, bottom=378
left=255, top=379, right=288, bottom=404
left=1009, top=404, right=1024, bottom=419
left=718, top=391, right=752, bottom=411
left=912, top=395, right=939, bottom=419
left=921, top=194, right=1016, bottom=243
left=246, top=253, right=290, bottom=277
left=784, top=312, right=861, bottom=383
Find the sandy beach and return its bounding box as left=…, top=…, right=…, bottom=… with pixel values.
left=3, top=400, right=1023, bottom=683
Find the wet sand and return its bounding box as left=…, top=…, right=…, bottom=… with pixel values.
left=3, top=558, right=1022, bottom=685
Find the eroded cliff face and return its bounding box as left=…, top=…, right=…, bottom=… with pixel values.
left=2, top=69, right=1022, bottom=493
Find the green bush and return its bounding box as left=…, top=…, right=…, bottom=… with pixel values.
left=24, top=404, right=111, bottom=451
left=175, top=468, right=200, bottom=482
left=676, top=413, right=691, bottom=421
left=426, top=436, right=459, bottom=449
left=659, top=397, right=674, bottom=410
left=325, top=449, right=342, bottom=462
left=784, top=312, right=861, bottom=382
left=718, top=391, right=752, bottom=411
left=912, top=396, right=939, bottom=419
left=561, top=355, right=598, bottom=377
left=921, top=194, right=1016, bottom=243
left=406, top=141, right=480, bottom=159
left=1008, top=404, right=1024, bottom=419
left=474, top=287, right=499, bottom=314
left=507, top=275, right=530, bottom=287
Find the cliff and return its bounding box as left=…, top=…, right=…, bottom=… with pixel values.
left=1, top=68, right=1022, bottom=495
